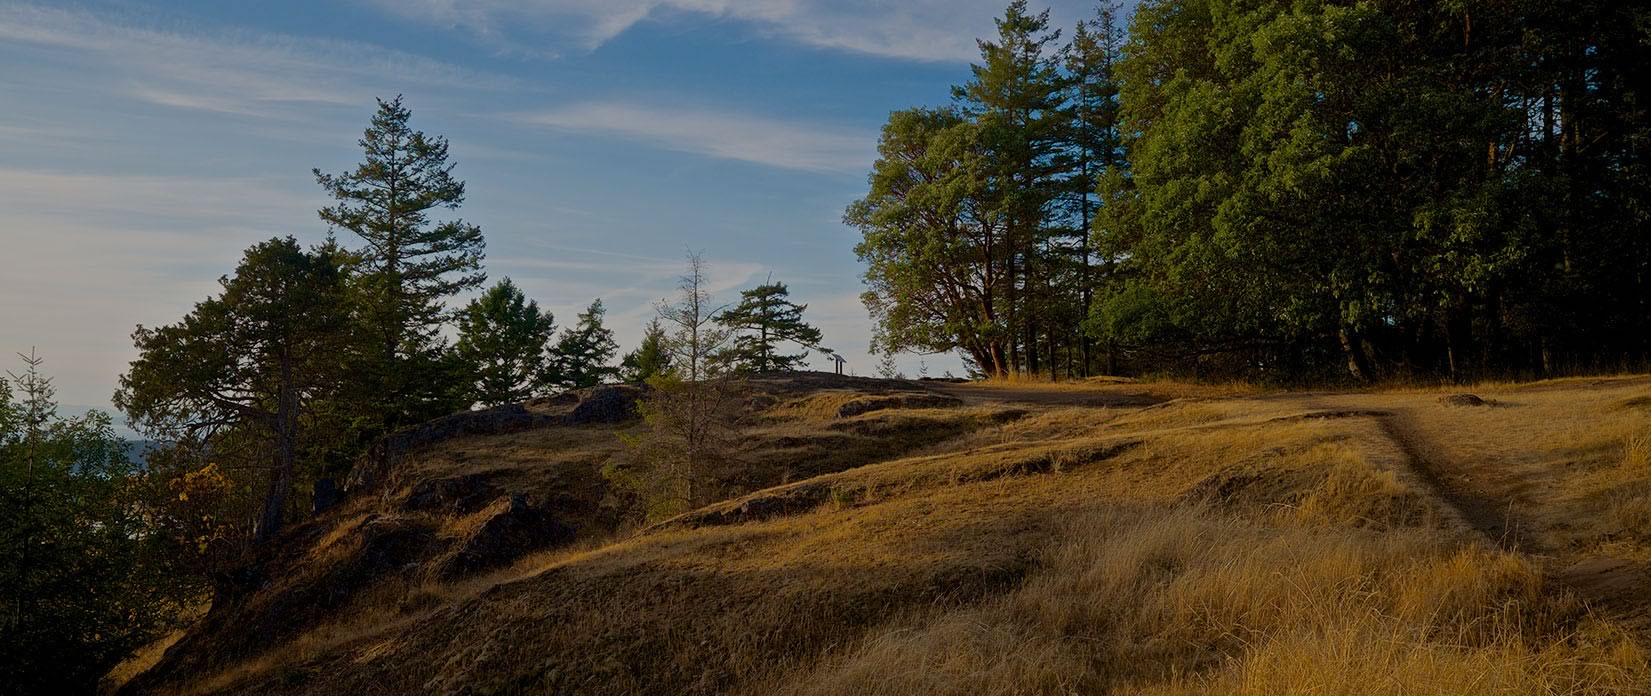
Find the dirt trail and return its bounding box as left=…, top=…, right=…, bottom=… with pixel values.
left=1322, top=396, right=1651, bottom=629
left=1373, top=410, right=1534, bottom=551
left=934, top=381, right=1651, bottom=626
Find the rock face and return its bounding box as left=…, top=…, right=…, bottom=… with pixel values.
left=437, top=495, right=574, bottom=579
left=404, top=473, right=497, bottom=514
left=1439, top=393, right=1488, bottom=407
left=568, top=385, right=643, bottom=425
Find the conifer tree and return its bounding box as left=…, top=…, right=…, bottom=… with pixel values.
left=547, top=299, right=619, bottom=389
left=314, top=96, right=484, bottom=428
left=116, top=237, right=350, bottom=543
left=620, top=319, right=672, bottom=383
left=713, top=280, right=823, bottom=373
left=954, top=0, right=1067, bottom=376
left=2, top=353, right=176, bottom=693
left=455, top=278, right=556, bottom=406
left=1062, top=2, right=1126, bottom=376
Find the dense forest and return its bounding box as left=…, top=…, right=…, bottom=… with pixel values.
left=853, top=0, right=1651, bottom=382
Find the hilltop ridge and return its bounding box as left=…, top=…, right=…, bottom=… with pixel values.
left=118, top=373, right=1651, bottom=694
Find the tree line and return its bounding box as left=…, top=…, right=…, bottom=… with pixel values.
left=3, top=98, right=826, bottom=690
left=853, top=0, right=1651, bottom=382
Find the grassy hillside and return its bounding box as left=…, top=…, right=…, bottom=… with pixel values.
left=119, top=374, right=1651, bottom=694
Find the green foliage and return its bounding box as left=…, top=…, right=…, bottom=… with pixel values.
left=620, top=319, right=672, bottom=383
left=456, top=278, right=557, bottom=406
left=852, top=1, right=1110, bottom=379
left=856, top=0, right=1651, bottom=382
left=713, top=281, right=823, bottom=373
left=1092, top=0, right=1651, bottom=380
left=116, top=237, right=350, bottom=543
left=547, top=299, right=619, bottom=390
left=1, top=353, right=183, bottom=694
left=609, top=372, right=743, bottom=523
left=315, top=96, right=484, bottom=427
left=849, top=108, right=1009, bottom=372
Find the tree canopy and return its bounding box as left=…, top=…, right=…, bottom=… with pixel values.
left=3, top=353, right=179, bottom=694
left=315, top=95, right=484, bottom=427
left=116, top=237, right=350, bottom=542
left=854, top=0, right=1651, bottom=382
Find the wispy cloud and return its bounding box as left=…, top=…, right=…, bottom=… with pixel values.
left=508, top=101, right=872, bottom=173
left=0, top=167, right=325, bottom=406
left=362, top=0, right=1079, bottom=63
left=0, top=3, right=511, bottom=120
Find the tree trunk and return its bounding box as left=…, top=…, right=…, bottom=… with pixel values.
left=1339, top=328, right=1374, bottom=382
left=257, top=359, right=299, bottom=544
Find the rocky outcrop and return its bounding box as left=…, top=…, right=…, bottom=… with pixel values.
left=436, top=495, right=574, bottom=579
left=1439, top=393, right=1488, bottom=407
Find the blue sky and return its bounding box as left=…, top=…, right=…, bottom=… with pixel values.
left=0, top=0, right=1110, bottom=413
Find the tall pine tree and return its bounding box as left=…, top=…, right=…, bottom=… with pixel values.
left=953, top=0, right=1067, bottom=376
left=315, top=96, right=485, bottom=429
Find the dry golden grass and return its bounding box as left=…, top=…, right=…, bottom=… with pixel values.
left=136, top=374, right=1651, bottom=695
left=779, top=506, right=1642, bottom=695
left=101, top=628, right=188, bottom=695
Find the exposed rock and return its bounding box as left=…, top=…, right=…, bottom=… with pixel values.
left=347, top=385, right=646, bottom=494
left=568, top=385, right=643, bottom=425
left=437, top=495, right=574, bottom=579
left=1439, top=393, right=1487, bottom=407
left=404, top=473, right=496, bottom=514
left=346, top=404, right=550, bottom=492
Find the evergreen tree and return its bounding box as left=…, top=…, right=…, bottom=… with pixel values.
left=116, top=237, right=349, bottom=543
left=314, top=96, right=484, bottom=428
left=713, top=280, right=823, bottom=373
left=1061, top=2, right=1126, bottom=375
left=954, top=0, right=1067, bottom=376
left=547, top=299, right=620, bottom=389
left=455, top=278, right=556, bottom=406
left=2, top=352, right=181, bottom=694
left=620, top=319, right=672, bottom=383
left=852, top=0, right=1651, bottom=382
left=851, top=2, right=1074, bottom=379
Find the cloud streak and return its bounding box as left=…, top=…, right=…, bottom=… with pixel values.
left=364, top=0, right=1084, bottom=62
left=0, top=3, right=511, bottom=120
left=509, top=101, right=873, bottom=173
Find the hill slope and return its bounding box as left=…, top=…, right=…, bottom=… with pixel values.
left=123, top=374, right=1651, bottom=694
